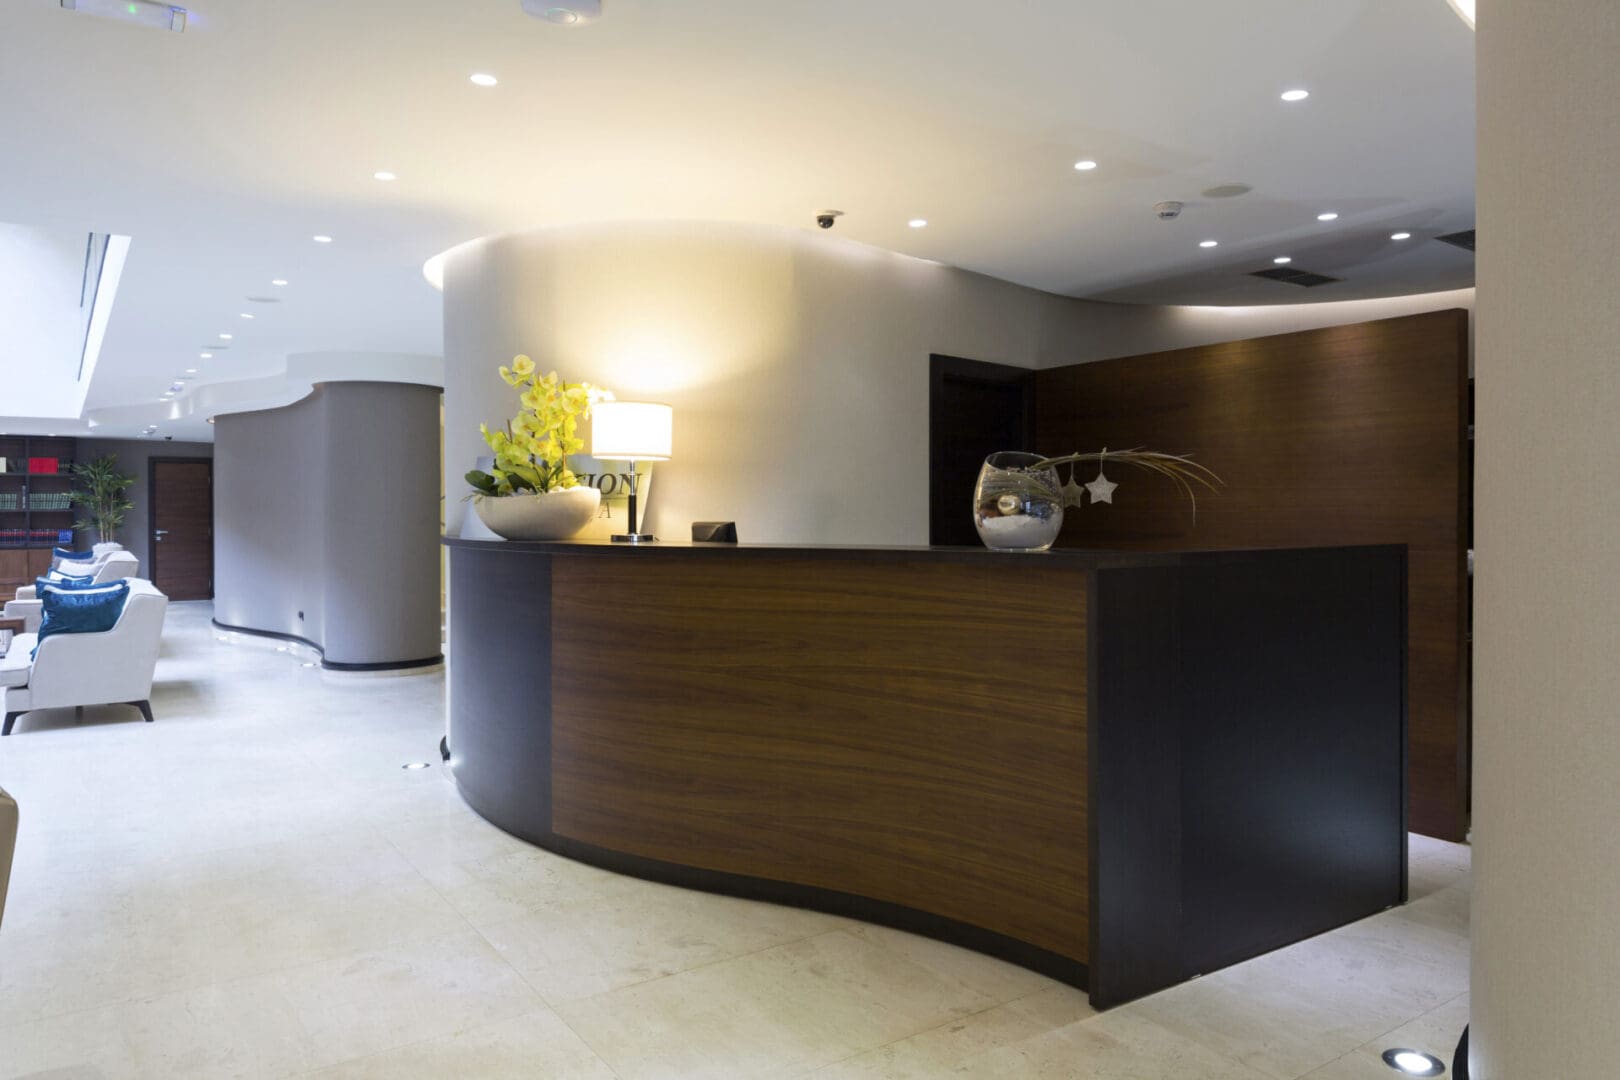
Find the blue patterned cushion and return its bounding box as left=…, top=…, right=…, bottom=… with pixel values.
left=54, top=547, right=95, bottom=562
left=36, top=574, right=106, bottom=593
left=35, top=581, right=130, bottom=657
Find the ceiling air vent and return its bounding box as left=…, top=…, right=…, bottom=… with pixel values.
left=1249, top=266, right=1341, bottom=288
left=1436, top=229, right=1476, bottom=253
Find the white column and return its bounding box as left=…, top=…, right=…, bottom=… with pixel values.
left=1474, top=0, right=1620, bottom=1074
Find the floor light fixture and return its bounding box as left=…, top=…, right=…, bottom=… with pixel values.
left=1382, top=1048, right=1446, bottom=1076
left=591, top=401, right=673, bottom=543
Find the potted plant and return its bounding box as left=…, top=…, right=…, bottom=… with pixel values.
left=69, top=453, right=137, bottom=545
left=466, top=356, right=613, bottom=541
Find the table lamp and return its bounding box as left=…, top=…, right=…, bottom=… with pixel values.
left=591, top=401, right=673, bottom=543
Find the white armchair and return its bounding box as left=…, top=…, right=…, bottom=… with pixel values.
left=1, top=578, right=168, bottom=736
left=0, top=785, right=14, bottom=928
left=4, top=551, right=140, bottom=633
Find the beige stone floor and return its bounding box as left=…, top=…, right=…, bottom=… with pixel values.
left=0, top=602, right=1470, bottom=1079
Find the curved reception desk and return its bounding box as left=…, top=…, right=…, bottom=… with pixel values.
left=444, top=538, right=1408, bottom=1006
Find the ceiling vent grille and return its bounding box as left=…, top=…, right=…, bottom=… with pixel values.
left=1436, top=229, right=1475, bottom=252
left=1249, top=266, right=1341, bottom=288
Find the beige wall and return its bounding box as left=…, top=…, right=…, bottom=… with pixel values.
left=441, top=220, right=1471, bottom=546
left=1473, top=1, right=1620, bottom=1075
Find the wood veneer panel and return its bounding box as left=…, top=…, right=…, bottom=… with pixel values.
left=549, top=553, right=1090, bottom=961
left=1036, top=309, right=1469, bottom=840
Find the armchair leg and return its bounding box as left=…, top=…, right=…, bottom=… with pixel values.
left=2, top=712, right=20, bottom=736
left=75, top=705, right=84, bottom=724
left=128, top=700, right=155, bottom=724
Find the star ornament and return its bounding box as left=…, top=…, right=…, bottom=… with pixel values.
left=1086, top=470, right=1118, bottom=505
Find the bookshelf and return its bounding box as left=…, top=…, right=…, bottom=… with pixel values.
left=0, top=435, right=79, bottom=592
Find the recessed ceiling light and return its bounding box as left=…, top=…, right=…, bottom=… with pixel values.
left=219, top=333, right=233, bottom=340
left=239, top=312, right=255, bottom=319
left=373, top=171, right=397, bottom=182
left=1391, top=231, right=1412, bottom=241
left=1380, top=1048, right=1445, bottom=1076
left=271, top=279, right=288, bottom=286
left=312, top=235, right=334, bottom=244
left=470, top=73, right=498, bottom=87
left=1073, top=159, right=1098, bottom=171
left=200, top=352, right=213, bottom=359
left=1199, top=240, right=1219, bottom=248
left=1273, top=256, right=1293, bottom=264
left=402, top=762, right=432, bottom=770
left=206, top=417, right=217, bottom=425
left=1317, top=212, right=1339, bottom=222
left=908, top=219, right=928, bottom=229
left=185, top=368, right=198, bottom=375
left=1281, top=89, right=1310, bottom=102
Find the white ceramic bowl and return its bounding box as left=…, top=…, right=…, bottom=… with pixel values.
left=473, top=487, right=602, bottom=541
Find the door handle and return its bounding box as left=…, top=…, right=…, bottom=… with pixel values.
left=154, top=530, right=169, bottom=541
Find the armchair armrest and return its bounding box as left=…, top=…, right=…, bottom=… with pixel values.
left=1, top=599, right=41, bottom=635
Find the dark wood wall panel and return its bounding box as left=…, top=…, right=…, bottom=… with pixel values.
left=549, top=552, right=1092, bottom=961
left=1036, top=310, right=1469, bottom=840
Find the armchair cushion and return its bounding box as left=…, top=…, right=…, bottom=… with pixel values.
left=35, top=574, right=108, bottom=594
left=0, top=637, right=31, bottom=687
left=36, top=582, right=130, bottom=654
left=54, top=546, right=96, bottom=564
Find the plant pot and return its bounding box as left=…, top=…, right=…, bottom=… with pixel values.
left=473, top=487, right=602, bottom=541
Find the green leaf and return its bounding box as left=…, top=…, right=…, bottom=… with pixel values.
left=464, top=469, right=499, bottom=495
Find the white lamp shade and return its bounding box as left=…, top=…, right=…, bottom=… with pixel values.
left=591, top=401, right=673, bottom=461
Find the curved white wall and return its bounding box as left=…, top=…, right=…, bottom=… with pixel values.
left=441, top=220, right=1472, bottom=546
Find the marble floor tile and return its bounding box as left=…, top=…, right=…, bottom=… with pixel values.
left=300, top=1008, right=617, bottom=1080
left=1, top=931, right=543, bottom=1080
left=484, top=878, right=842, bottom=1003
left=1300, top=993, right=1469, bottom=1078
left=553, top=929, right=1003, bottom=1079
left=806, top=986, right=1099, bottom=1080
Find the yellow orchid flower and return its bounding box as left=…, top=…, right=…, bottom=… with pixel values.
left=474, top=357, right=612, bottom=494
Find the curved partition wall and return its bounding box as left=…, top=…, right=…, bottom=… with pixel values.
left=213, top=381, right=442, bottom=670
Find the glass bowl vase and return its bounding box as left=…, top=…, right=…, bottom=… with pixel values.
left=973, top=451, right=1064, bottom=552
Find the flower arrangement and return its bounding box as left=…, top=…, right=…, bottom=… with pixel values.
left=465, top=356, right=613, bottom=497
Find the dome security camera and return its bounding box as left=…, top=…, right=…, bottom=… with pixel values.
left=1154, top=201, right=1185, bottom=221
left=816, top=210, right=844, bottom=230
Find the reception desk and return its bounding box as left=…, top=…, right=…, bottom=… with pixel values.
left=443, top=538, right=1407, bottom=1006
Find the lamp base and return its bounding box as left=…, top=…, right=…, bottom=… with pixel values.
left=610, top=533, right=657, bottom=544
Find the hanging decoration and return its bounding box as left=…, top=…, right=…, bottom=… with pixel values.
left=1083, top=449, right=1119, bottom=505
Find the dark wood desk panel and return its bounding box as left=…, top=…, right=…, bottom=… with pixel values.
left=549, top=553, right=1090, bottom=963
left=444, top=538, right=1406, bottom=1005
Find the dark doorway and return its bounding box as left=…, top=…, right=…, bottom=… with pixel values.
left=929, top=355, right=1036, bottom=546
left=150, top=458, right=213, bottom=600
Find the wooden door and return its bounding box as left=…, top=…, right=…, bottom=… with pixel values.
left=150, top=459, right=213, bottom=600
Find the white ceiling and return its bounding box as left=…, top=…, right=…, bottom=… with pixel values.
left=0, top=0, right=1474, bottom=438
